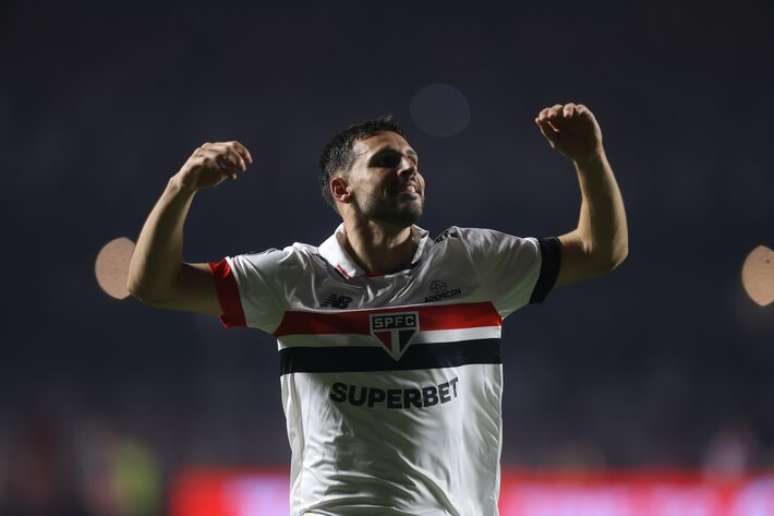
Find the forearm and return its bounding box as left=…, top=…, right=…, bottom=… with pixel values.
left=572, top=148, right=628, bottom=268
left=127, top=176, right=197, bottom=301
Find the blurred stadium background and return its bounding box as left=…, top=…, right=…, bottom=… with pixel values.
left=3, top=3, right=773, bottom=515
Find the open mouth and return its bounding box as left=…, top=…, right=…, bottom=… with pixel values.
left=395, top=183, right=420, bottom=196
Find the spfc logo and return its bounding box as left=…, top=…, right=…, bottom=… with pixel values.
left=369, top=312, right=420, bottom=361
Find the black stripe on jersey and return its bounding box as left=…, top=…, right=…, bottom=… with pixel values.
left=530, top=236, right=561, bottom=304
left=279, top=339, right=501, bottom=375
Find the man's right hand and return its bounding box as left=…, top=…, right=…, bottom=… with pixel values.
left=174, top=141, right=253, bottom=192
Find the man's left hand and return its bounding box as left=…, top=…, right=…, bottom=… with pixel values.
left=535, top=103, right=603, bottom=163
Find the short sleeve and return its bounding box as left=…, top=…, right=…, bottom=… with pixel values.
left=457, top=227, right=561, bottom=318
left=208, top=247, right=296, bottom=332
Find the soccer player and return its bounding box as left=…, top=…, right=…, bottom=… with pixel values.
left=127, top=102, right=628, bottom=515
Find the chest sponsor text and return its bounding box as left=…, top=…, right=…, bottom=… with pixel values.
left=330, top=377, right=460, bottom=409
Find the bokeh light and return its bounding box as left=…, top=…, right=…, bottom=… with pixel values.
left=95, top=237, right=136, bottom=300
left=741, top=245, right=774, bottom=307
left=409, top=83, right=471, bottom=138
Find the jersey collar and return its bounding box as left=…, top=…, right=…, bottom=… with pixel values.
left=318, top=223, right=429, bottom=279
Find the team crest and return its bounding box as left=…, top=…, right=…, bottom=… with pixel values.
left=369, top=312, right=420, bottom=361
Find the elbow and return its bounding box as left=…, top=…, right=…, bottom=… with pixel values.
left=126, top=276, right=140, bottom=298
left=125, top=263, right=147, bottom=301
left=611, top=251, right=628, bottom=270
left=126, top=280, right=149, bottom=303
left=606, top=243, right=629, bottom=271
left=125, top=261, right=183, bottom=307
left=591, top=243, right=628, bottom=274
left=126, top=275, right=180, bottom=309
left=126, top=277, right=160, bottom=305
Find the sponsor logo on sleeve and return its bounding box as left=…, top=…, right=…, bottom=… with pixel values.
left=430, top=280, right=447, bottom=293
left=424, top=279, right=463, bottom=303
left=321, top=293, right=353, bottom=309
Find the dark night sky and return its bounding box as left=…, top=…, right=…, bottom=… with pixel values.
left=2, top=3, right=773, bottom=467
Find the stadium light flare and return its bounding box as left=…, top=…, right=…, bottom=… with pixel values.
left=95, top=237, right=136, bottom=299
left=409, top=82, right=471, bottom=138
left=741, top=245, right=774, bottom=307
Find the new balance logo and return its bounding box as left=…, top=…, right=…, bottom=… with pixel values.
left=321, top=294, right=353, bottom=309
left=433, top=229, right=460, bottom=243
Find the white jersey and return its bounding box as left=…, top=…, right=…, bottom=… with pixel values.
left=209, top=224, right=561, bottom=516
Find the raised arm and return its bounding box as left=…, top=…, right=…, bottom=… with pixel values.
left=126, top=141, right=253, bottom=315
left=535, top=103, right=628, bottom=287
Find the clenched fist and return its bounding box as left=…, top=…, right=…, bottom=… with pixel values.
left=535, top=103, right=603, bottom=163
left=174, top=141, right=253, bottom=192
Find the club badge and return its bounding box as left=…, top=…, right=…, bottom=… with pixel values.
left=369, top=312, right=420, bottom=361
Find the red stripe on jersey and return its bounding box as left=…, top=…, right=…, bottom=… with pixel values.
left=208, top=259, right=247, bottom=328
left=273, top=302, right=501, bottom=337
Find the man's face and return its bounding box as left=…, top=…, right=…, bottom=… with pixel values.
left=345, top=131, right=425, bottom=228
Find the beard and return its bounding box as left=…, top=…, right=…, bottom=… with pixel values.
left=359, top=192, right=424, bottom=228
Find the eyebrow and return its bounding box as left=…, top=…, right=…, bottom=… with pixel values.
left=369, top=146, right=419, bottom=163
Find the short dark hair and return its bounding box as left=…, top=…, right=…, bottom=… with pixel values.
left=318, top=115, right=407, bottom=210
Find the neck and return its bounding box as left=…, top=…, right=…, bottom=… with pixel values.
left=341, top=219, right=417, bottom=274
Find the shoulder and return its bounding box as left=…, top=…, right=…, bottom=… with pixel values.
left=433, top=226, right=537, bottom=251
left=432, top=226, right=495, bottom=245
left=230, top=241, right=316, bottom=275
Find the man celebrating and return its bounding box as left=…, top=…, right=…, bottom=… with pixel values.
left=127, top=102, right=628, bottom=515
